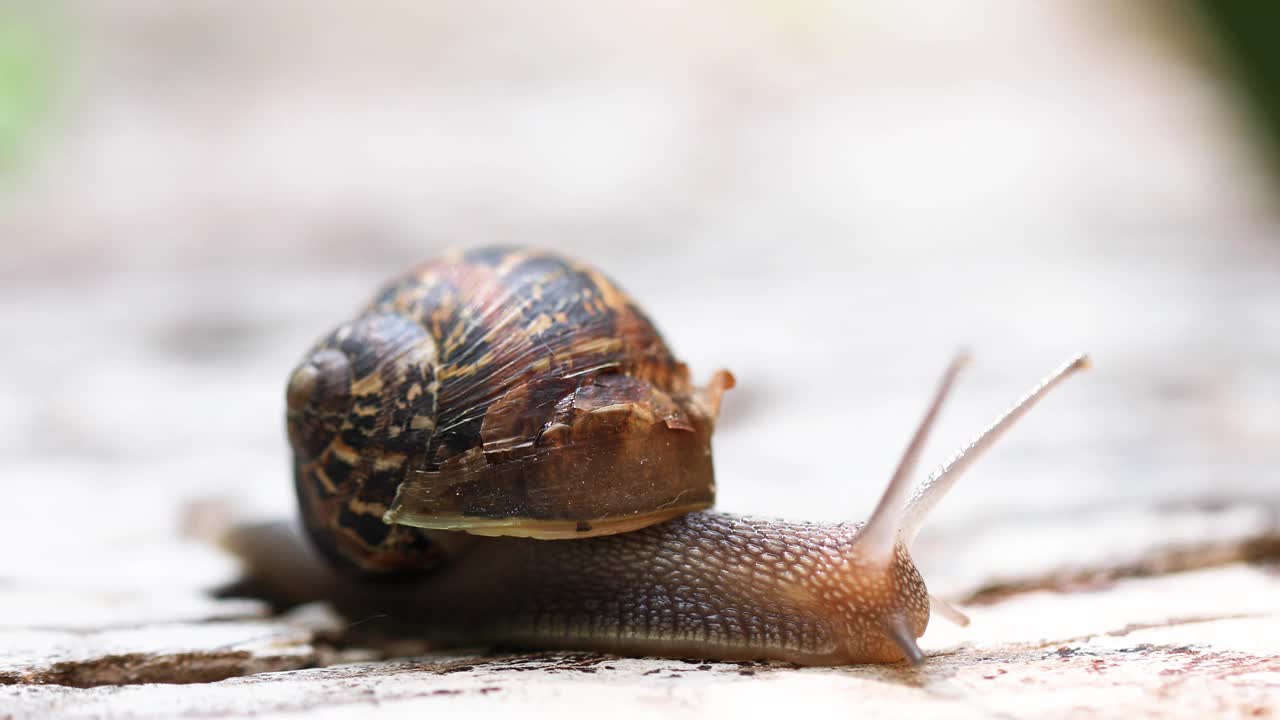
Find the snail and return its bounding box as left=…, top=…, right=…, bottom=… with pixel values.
left=227, top=246, right=1089, bottom=666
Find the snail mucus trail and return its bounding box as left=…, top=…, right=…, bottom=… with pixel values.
left=230, top=247, right=1090, bottom=666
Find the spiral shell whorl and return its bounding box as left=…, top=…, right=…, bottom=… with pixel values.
left=288, top=247, right=729, bottom=574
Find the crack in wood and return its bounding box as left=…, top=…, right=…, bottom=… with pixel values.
left=961, top=533, right=1280, bottom=606
left=0, top=650, right=312, bottom=689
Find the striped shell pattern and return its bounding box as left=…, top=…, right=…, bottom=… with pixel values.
left=286, top=246, right=733, bottom=574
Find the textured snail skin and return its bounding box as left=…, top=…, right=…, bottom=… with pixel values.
left=229, top=513, right=931, bottom=666
left=421, top=514, right=929, bottom=664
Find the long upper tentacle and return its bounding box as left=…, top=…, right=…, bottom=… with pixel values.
left=901, top=353, right=1091, bottom=546
left=855, top=353, right=969, bottom=562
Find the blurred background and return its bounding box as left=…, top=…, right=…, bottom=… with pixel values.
left=2, top=1, right=1278, bottom=594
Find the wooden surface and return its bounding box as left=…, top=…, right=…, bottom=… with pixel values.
left=2, top=2, right=1280, bottom=718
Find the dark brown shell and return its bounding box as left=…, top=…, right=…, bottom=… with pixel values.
left=286, top=246, right=733, bottom=574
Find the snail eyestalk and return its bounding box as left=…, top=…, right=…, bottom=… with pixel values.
left=901, top=353, right=1092, bottom=546
left=855, top=353, right=969, bottom=562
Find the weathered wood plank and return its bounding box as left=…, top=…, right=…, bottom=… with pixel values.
left=2, top=1, right=1280, bottom=718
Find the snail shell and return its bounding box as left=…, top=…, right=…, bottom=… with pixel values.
left=286, top=246, right=733, bottom=574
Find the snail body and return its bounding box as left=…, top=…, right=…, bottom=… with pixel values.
left=250, top=246, right=1089, bottom=666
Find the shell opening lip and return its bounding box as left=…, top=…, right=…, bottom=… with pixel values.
left=382, top=504, right=710, bottom=539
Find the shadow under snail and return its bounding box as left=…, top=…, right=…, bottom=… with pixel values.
left=227, top=245, right=1089, bottom=666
